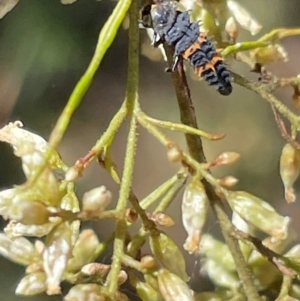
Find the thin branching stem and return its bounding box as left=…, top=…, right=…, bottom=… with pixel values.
left=106, top=0, right=140, bottom=295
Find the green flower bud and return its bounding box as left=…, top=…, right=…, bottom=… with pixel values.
left=157, top=269, right=195, bottom=301
left=150, top=231, right=189, bottom=282
left=182, top=180, right=208, bottom=254
left=136, top=280, right=163, bottom=301
left=226, top=191, right=290, bottom=240
left=16, top=272, right=47, bottom=295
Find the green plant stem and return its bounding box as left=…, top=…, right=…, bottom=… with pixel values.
left=164, top=45, right=261, bottom=301
left=26, top=0, right=132, bottom=188
left=106, top=0, right=140, bottom=295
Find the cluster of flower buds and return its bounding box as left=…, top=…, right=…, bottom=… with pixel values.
left=280, top=143, right=300, bottom=203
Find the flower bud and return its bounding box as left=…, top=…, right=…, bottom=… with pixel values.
left=68, top=229, right=99, bottom=272
left=182, top=180, right=208, bottom=254
left=43, top=222, right=72, bottom=295
left=150, top=231, right=189, bottom=282
left=140, top=255, right=156, bottom=269
left=211, top=152, right=240, bottom=167
left=167, top=145, right=182, bottom=163
left=226, top=191, right=290, bottom=240
left=280, top=143, right=300, bottom=203
left=147, top=212, right=175, bottom=227
left=82, top=186, right=112, bottom=214
left=7, top=201, right=50, bottom=225
left=157, top=269, right=194, bottom=301
left=65, top=166, right=80, bottom=182
left=81, top=263, right=110, bottom=278
left=218, top=176, right=239, bottom=187
left=225, top=17, right=239, bottom=42
left=16, top=272, right=47, bottom=295
left=64, top=284, right=104, bottom=301
left=118, top=270, right=128, bottom=285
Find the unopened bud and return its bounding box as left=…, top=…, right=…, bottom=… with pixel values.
left=147, top=212, right=175, bottom=227
left=81, top=263, right=110, bottom=277
left=82, top=186, right=112, bottom=214
left=7, top=201, right=50, bottom=225
left=167, top=145, right=182, bottom=163
left=65, top=166, right=80, bottom=182
left=140, top=255, right=156, bottom=269
left=226, top=191, right=290, bottom=240
left=211, top=152, right=240, bottom=167
left=118, top=270, right=128, bottom=285
left=218, top=175, right=239, bottom=187
left=157, top=269, right=194, bottom=301
left=225, top=17, right=239, bottom=42
left=182, top=180, right=208, bottom=254
left=280, top=143, right=300, bottom=203
left=16, top=272, right=47, bottom=295
left=136, top=280, right=161, bottom=301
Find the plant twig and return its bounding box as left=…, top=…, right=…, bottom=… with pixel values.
left=105, top=0, right=139, bottom=295
left=163, top=45, right=262, bottom=301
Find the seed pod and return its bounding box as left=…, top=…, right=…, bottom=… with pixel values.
left=149, top=231, right=189, bottom=282
left=226, top=191, right=290, bottom=240
left=7, top=201, right=50, bottom=225
left=181, top=180, right=208, bottom=254
left=82, top=186, right=112, bottom=214
left=157, top=269, right=195, bottom=301
left=67, top=229, right=99, bottom=272
left=16, top=272, right=47, bottom=295
left=43, top=222, right=73, bottom=295
left=280, top=143, right=300, bottom=203
left=64, top=284, right=105, bottom=301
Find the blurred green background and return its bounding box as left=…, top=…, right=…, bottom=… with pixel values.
left=0, top=0, right=300, bottom=300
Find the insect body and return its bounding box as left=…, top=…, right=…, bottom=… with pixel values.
left=142, top=0, right=233, bottom=96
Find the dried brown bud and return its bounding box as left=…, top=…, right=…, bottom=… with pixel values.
left=125, top=208, right=138, bottom=223
left=280, top=143, right=300, bottom=203
left=182, top=180, right=208, bottom=254
left=82, top=186, right=112, bottom=214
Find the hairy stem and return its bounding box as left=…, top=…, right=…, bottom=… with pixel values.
left=106, top=0, right=140, bottom=295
